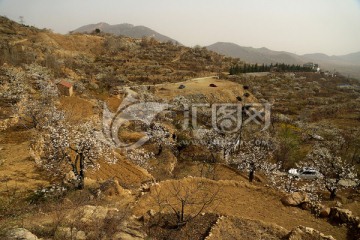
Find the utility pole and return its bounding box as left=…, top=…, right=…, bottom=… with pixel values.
left=19, top=16, right=24, bottom=25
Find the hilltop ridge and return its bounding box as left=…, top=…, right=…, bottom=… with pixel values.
left=73, top=22, right=179, bottom=44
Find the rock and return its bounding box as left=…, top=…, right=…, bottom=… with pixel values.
left=64, top=205, right=118, bottom=224
left=335, top=201, right=342, bottom=207
left=6, top=228, right=39, bottom=240
left=54, top=227, right=73, bottom=239
left=329, top=207, right=356, bottom=224
left=281, top=192, right=309, bottom=207
left=89, top=82, right=99, bottom=90
left=339, top=209, right=354, bottom=223
left=110, top=215, right=147, bottom=240
left=319, top=207, right=331, bottom=218
left=55, top=227, right=86, bottom=240
left=76, top=230, right=86, bottom=240
left=311, top=134, right=324, bottom=141
left=147, top=209, right=156, bottom=217
left=287, top=225, right=335, bottom=240
left=300, top=202, right=312, bottom=211
left=140, top=183, right=150, bottom=193
left=99, top=178, right=126, bottom=196
left=112, top=232, right=144, bottom=240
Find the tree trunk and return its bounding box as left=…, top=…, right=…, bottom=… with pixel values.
left=180, top=200, right=185, bottom=223
left=78, top=155, right=85, bottom=190
left=330, top=189, right=337, bottom=200
left=249, top=170, right=254, bottom=182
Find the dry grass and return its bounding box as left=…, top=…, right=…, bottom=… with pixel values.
left=0, top=128, right=49, bottom=193
left=58, top=96, right=95, bottom=123
left=207, top=216, right=289, bottom=240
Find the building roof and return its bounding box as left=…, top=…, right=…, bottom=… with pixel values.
left=58, top=80, right=73, bottom=88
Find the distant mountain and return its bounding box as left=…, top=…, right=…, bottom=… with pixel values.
left=338, top=52, right=360, bottom=65
left=303, top=52, right=360, bottom=65
left=206, top=42, right=304, bottom=65
left=206, top=42, right=360, bottom=79
left=72, top=22, right=179, bottom=43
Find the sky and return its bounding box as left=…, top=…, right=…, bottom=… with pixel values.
left=0, top=0, right=359, bottom=56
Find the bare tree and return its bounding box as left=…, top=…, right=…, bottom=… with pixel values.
left=152, top=179, right=219, bottom=228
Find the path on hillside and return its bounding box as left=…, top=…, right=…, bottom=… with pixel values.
left=127, top=76, right=218, bottom=89
left=171, top=49, right=188, bottom=63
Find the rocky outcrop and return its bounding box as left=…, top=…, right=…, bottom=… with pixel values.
left=318, top=206, right=331, bottom=218
left=61, top=205, right=147, bottom=240
left=5, top=228, right=39, bottom=240
left=287, top=225, right=335, bottom=240
left=281, top=192, right=309, bottom=207
left=99, top=178, right=129, bottom=197
left=54, top=227, right=86, bottom=240
left=329, top=207, right=360, bottom=227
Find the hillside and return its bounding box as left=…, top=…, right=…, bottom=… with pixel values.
left=73, top=22, right=179, bottom=43
left=0, top=16, right=360, bottom=240
left=207, top=42, right=360, bottom=79
left=207, top=42, right=304, bottom=65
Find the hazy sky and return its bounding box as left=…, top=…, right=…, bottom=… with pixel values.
left=1, top=0, right=359, bottom=55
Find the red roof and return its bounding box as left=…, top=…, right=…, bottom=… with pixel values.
left=58, top=80, right=73, bottom=88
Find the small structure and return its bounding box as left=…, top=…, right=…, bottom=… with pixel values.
left=57, top=80, right=74, bottom=96
left=303, top=62, right=319, bottom=71
left=178, top=84, right=185, bottom=89
left=209, top=83, right=217, bottom=87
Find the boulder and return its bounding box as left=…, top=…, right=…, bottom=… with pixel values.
left=54, top=227, right=73, bottom=239
left=147, top=209, right=156, bottom=217
left=319, top=207, right=331, bottom=218
left=287, top=225, right=335, bottom=240
left=99, top=178, right=126, bottom=196
left=329, top=207, right=356, bottom=224
left=54, top=227, right=86, bottom=240
left=64, top=205, right=118, bottom=224
left=281, top=192, right=309, bottom=207
left=89, top=82, right=99, bottom=90
left=300, top=202, right=312, bottom=211
left=76, top=231, right=86, bottom=240
left=6, top=228, right=38, bottom=240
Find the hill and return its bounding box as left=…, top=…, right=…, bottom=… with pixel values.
left=72, top=22, right=179, bottom=43
left=303, top=52, right=360, bottom=65
left=207, top=42, right=304, bottom=65
left=207, top=42, right=360, bottom=79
